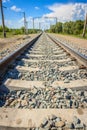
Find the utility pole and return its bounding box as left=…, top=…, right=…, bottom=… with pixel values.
left=55, top=17, right=57, bottom=24
left=20, top=11, right=27, bottom=34
left=82, top=13, right=87, bottom=37
left=39, top=22, right=41, bottom=30
left=23, top=12, right=27, bottom=34
left=33, top=18, right=34, bottom=29
left=0, top=0, right=6, bottom=38
left=25, top=21, right=28, bottom=34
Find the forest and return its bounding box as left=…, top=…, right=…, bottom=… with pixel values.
left=46, top=20, right=87, bottom=37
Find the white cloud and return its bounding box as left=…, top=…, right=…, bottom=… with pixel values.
left=10, top=5, right=22, bottom=12
left=35, top=6, right=40, bottom=10
left=2, top=0, right=10, bottom=3
left=44, top=3, right=87, bottom=22
left=71, top=3, right=87, bottom=20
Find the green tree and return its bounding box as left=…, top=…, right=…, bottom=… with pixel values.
left=55, top=22, right=63, bottom=33
left=0, top=26, right=3, bottom=32
left=73, top=20, right=84, bottom=35
left=63, top=21, right=74, bottom=34
left=50, top=25, right=56, bottom=33
left=20, top=26, right=25, bottom=33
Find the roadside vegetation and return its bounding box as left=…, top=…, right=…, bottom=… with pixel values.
left=46, top=20, right=87, bottom=39
left=0, top=26, right=41, bottom=38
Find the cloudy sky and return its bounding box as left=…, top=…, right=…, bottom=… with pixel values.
left=0, top=0, right=87, bottom=29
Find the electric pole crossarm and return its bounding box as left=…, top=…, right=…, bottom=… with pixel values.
left=44, top=16, right=57, bottom=24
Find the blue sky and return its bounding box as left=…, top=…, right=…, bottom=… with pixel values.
left=0, top=0, right=87, bottom=29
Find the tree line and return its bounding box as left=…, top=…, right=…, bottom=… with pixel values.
left=46, top=20, right=85, bottom=35
left=0, top=26, right=41, bottom=35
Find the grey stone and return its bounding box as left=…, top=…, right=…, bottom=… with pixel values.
left=15, top=103, right=21, bottom=108
left=64, top=79, right=70, bottom=83
left=50, top=115, right=57, bottom=120
left=16, top=91, right=21, bottom=97
left=55, top=117, right=61, bottom=122
left=73, top=116, right=81, bottom=125
left=65, top=95, right=71, bottom=100
left=41, top=118, right=48, bottom=128
left=18, top=73, right=22, bottom=78
left=75, top=124, right=84, bottom=129
left=68, top=89, right=73, bottom=94
left=20, top=94, right=25, bottom=100
left=66, top=123, right=74, bottom=129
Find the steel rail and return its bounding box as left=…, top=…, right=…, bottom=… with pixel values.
left=48, top=34, right=87, bottom=67
left=0, top=33, right=42, bottom=78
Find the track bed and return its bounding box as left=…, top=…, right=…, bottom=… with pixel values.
left=0, top=33, right=87, bottom=129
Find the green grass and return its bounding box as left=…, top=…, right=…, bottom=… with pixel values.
left=0, top=31, right=39, bottom=38
left=0, top=32, right=24, bottom=38
left=0, top=32, right=14, bottom=38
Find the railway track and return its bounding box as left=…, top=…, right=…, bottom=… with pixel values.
left=0, top=32, right=87, bottom=130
